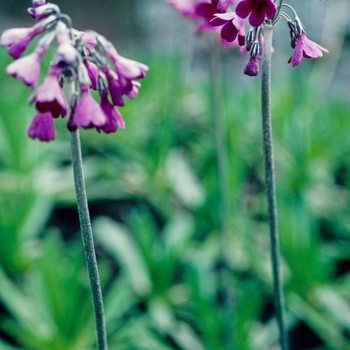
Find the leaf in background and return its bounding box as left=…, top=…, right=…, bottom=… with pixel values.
left=93, top=217, right=151, bottom=296
left=165, top=149, right=205, bottom=208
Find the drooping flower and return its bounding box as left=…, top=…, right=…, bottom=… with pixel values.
left=102, top=66, right=125, bottom=107
left=288, top=31, right=328, bottom=67
left=98, top=91, right=125, bottom=134
left=29, top=66, right=67, bottom=117
left=67, top=84, right=107, bottom=131
left=235, top=0, right=276, bottom=27
left=6, top=45, right=46, bottom=88
left=0, top=16, right=55, bottom=58
left=211, top=12, right=245, bottom=44
left=27, top=111, right=55, bottom=141
left=244, top=56, right=259, bottom=76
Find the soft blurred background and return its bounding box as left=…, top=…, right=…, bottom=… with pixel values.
left=0, top=0, right=350, bottom=349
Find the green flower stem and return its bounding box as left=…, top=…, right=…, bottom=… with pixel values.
left=66, top=80, right=107, bottom=349
left=70, top=129, right=108, bottom=350
left=208, top=35, right=235, bottom=350
left=261, top=24, right=289, bottom=350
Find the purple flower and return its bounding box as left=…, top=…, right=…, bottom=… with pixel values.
left=67, top=84, right=107, bottom=131
left=102, top=67, right=125, bottom=107
left=244, top=56, right=259, bottom=76
left=0, top=22, right=46, bottom=59
left=84, top=60, right=99, bottom=90
left=211, top=12, right=245, bottom=44
left=6, top=45, right=46, bottom=88
left=235, top=0, right=276, bottom=27
left=29, top=66, right=67, bottom=117
left=27, top=111, right=55, bottom=142
left=288, top=31, right=328, bottom=67
left=98, top=92, right=125, bottom=133
left=195, top=1, right=221, bottom=32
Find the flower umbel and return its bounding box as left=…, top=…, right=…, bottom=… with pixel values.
left=1, top=0, right=148, bottom=142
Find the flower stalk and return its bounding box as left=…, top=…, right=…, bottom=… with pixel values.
left=70, top=129, right=108, bottom=350
left=65, top=77, right=107, bottom=350
left=261, top=24, right=289, bottom=350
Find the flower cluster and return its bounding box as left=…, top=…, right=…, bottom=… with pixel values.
left=168, top=0, right=328, bottom=76
left=1, top=0, right=148, bottom=141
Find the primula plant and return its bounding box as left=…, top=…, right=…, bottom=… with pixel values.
left=1, top=1, right=148, bottom=349
left=168, top=1, right=328, bottom=349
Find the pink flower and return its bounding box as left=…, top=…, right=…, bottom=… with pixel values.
left=98, top=92, right=125, bottom=133
left=84, top=60, right=99, bottom=90
left=102, top=67, right=125, bottom=107
left=288, top=31, right=328, bottom=67
left=211, top=12, right=245, bottom=44
left=235, top=0, right=276, bottom=27
left=6, top=45, right=46, bottom=88
left=27, top=111, right=55, bottom=142
left=67, top=84, right=107, bottom=130
left=29, top=66, right=67, bottom=117
left=0, top=22, right=46, bottom=59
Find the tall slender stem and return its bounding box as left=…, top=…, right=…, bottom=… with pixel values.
left=66, top=80, right=108, bottom=349
left=208, top=35, right=235, bottom=350
left=70, top=129, right=108, bottom=350
left=261, top=24, right=289, bottom=350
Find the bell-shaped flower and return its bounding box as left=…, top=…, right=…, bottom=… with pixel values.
left=98, top=91, right=125, bottom=133
left=27, top=111, right=55, bottom=142
left=235, top=0, right=276, bottom=27
left=29, top=66, right=67, bottom=117
left=211, top=12, right=245, bottom=44
left=102, top=66, right=125, bottom=107
left=67, top=84, right=107, bottom=130
left=288, top=31, right=328, bottom=67
left=0, top=21, right=46, bottom=59
left=6, top=45, right=46, bottom=88
left=84, top=60, right=99, bottom=90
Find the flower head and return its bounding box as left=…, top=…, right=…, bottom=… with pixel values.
left=235, top=0, right=276, bottom=27
left=1, top=0, right=148, bottom=141
left=27, top=111, right=55, bottom=142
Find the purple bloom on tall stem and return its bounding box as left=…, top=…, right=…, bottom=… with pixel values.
left=6, top=45, right=46, bottom=88
left=235, top=0, right=276, bottom=27
left=288, top=31, right=328, bottom=67
left=29, top=66, right=67, bottom=117
left=27, top=111, right=55, bottom=141
left=67, top=84, right=107, bottom=131
left=211, top=12, right=245, bottom=44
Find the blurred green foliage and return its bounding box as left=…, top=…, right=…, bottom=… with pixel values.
left=0, top=35, right=350, bottom=350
